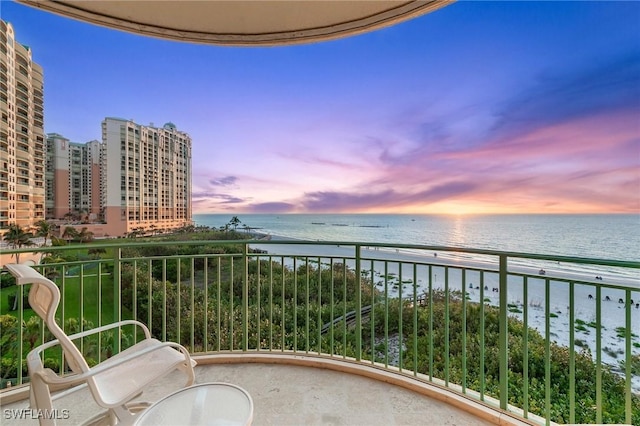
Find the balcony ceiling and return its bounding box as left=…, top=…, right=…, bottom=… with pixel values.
left=17, top=0, right=453, bottom=46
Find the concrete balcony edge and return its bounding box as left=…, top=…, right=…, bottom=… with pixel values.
left=193, top=351, right=547, bottom=426
left=0, top=350, right=557, bottom=425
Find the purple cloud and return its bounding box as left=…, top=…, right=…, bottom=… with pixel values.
left=209, top=176, right=238, bottom=186
left=246, top=202, right=296, bottom=213
left=301, top=181, right=477, bottom=212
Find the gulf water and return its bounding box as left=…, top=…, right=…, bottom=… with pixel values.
left=195, top=213, right=639, bottom=386
left=194, top=213, right=638, bottom=262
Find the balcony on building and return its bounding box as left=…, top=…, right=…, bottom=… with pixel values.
left=0, top=239, right=638, bottom=426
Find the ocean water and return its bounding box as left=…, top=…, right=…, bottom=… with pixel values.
left=194, top=213, right=639, bottom=283
left=195, top=213, right=639, bottom=388
left=194, top=213, right=639, bottom=261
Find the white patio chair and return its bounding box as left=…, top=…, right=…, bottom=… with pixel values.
left=5, top=263, right=197, bottom=426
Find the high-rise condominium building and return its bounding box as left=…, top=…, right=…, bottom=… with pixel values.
left=101, top=118, right=192, bottom=236
left=45, top=134, right=101, bottom=221
left=0, top=21, right=45, bottom=231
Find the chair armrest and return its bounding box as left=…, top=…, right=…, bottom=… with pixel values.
left=64, top=319, right=152, bottom=341
left=25, top=319, right=153, bottom=370
left=33, top=367, right=89, bottom=388
left=22, top=320, right=152, bottom=356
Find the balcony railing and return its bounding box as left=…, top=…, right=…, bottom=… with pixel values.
left=0, top=239, right=638, bottom=425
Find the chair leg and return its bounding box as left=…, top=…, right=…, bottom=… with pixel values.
left=180, top=360, right=196, bottom=387
left=108, top=402, right=151, bottom=426
left=30, top=375, right=56, bottom=426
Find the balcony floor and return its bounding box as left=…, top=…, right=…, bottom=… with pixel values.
left=1, top=362, right=494, bottom=425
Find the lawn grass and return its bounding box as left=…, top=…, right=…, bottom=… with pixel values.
left=2, top=268, right=117, bottom=325
left=58, top=270, right=117, bottom=326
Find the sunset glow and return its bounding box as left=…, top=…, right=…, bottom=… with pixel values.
left=4, top=1, right=639, bottom=215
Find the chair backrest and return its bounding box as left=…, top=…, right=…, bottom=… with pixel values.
left=5, top=264, right=90, bottom=375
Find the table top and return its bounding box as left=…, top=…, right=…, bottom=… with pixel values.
left=134, top=382, right=254, bottom=426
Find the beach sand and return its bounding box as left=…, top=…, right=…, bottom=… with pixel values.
left=251, top=238, right=640, bottom=392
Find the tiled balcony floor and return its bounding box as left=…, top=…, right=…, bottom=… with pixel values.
left=1, top=362, right=494, bottom=425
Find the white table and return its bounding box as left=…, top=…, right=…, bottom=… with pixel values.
left=134, top=382, right=254, bottom=426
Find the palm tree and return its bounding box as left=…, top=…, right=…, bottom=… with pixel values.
left=77, top=227, right=94, bottom=243
left=40, top=254, right=66, bottom=280
left=62, top=226, right=79, bottom=243
left=34, top=220, right=55, bottom=247
left=3, top=224, right=34, bottom=263
left=229, top=216, right=241, bottom=231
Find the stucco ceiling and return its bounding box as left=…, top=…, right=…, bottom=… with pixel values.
left=17, top=0, right=453, bottom=46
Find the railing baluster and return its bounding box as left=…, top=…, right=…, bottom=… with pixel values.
left=98, top=262, right=103, bottom=363
left=342, top=260, right=347, bottom=359
left=498, top=254, right=508, bottom=411
left=293, top=257, right=298, bottom=352
left=462, top=268, right=467, bottom=393
left=429, top=264, right=434, bottom=381
left=569, top=281, right=575, bottom=424
left=355, top=245, right=362, bottom=362
left=176, top=258, right=181, bottom=346
left=80, top=262, right=85, bottom=354
left=444, top=266, right=449, bottom=386
left=371, top=259, right=376, bottom=365
left=625, top=288, right=632, bottom=425
left=113, top=248, right=121, bottom=354
left=204, top=257, right=208, bottom=353
left=281, top=256, right=286, bottom=352
left=596, top=285, right=602, bottom=424
left=269, top=257, right=273, bottom=351
left=229, top=256, right=234, bottom=350
left=217, top=257, right=221, bottom=352
left=413, top=263, right=418, bottom=376
left=317, top=257, right=322, bottom=355
left=398, top=261, right=403, bottom=371
left=190, top=257, right=195, bottom=352
left=256, top=253, right=261, bottom=351
left=522, top=275, right=528, bottom=417
left=384, top=261, right=389, bottom=367
left=479, top=271, right=485, bottom=401
left=17, top=279, right=24, bottom=385
left=162, top=258, right=167, bottom=343
left=305, top=256, right=310, bottom=353
left=148, top=259, right=152, bottom=343
left=243, top=245, right=249, bottom=351
left=330, top=258, right=334, bottom=356
left=545, top=277, right=551, bottom=426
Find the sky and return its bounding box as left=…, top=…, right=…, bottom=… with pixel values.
left=3, top=1, right=639, bottom=215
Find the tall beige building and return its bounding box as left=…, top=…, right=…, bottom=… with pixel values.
left=0, top=21, right=45, bottom=232
left=101, top=118, right=192, bottom=236
left=45, top=134, right=101, bottom=221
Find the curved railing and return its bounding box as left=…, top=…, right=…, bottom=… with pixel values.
left=1, top=239, right=638, bottom=425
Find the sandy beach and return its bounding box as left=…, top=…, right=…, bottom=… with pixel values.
left=251, top=238, right=640, bottom=392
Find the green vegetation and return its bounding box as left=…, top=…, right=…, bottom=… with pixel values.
left=1, top=228, right=638, bottom=424
left=374, top=292, right=639, bottom=425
